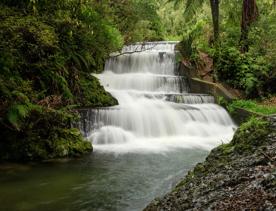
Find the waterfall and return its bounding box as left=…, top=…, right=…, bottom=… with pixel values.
left=79, top=42, right=236, bottom=153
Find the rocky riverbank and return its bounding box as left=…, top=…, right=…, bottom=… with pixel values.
left=145, top=116, right=276, bottom=210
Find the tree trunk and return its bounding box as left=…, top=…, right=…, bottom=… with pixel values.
left=240, top=0, right=259, bottom=52
left=210, top=0, right=220, bottom=42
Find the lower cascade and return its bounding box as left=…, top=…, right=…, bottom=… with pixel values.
left=78, top=41, right=236, bottom=153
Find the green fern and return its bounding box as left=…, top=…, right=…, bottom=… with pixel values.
left=7, top=104, right=31, bottom=130
left=51, top=71, right=73, bottom=99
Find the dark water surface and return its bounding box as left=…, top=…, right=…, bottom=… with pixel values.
left=0, top=149, right=208, bottom=211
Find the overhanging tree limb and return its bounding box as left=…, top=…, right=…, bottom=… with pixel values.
left=110, top=42, right=158, bottom=58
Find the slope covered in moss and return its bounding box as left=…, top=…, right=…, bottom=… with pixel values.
left=145, top=116, right=276, bottom=210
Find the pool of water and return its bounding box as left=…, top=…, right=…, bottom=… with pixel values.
left=0, top=149, right=208, bottom=211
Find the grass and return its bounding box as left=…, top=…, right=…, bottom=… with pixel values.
left=229, top=100, right=276, bottom=115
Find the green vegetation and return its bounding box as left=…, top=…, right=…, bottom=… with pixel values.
left=217, top=117, right=270, bottom=155
left=217, top=95, right=276, bottom=116
left=231, top=117, right=270, bottom=152
left=1, top=0, right=275, bottom=161
left=169, top=0, right=276, bottom=98
left=228, top=100, right=276, bottom=115
left=0, top=0, right=165, bottom=161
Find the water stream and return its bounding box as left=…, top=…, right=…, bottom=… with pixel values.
left=0, top=42, right=236, bottom=211
left=79, top=41, right=235, bottom=153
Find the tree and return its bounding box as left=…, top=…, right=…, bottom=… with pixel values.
left=183, top=0, right=220, bottom=42
left=240, top=0, right=259, bottom=52
left=210, top=0, right=219, bottom=42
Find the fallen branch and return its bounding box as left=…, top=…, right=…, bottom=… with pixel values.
left=110, top=42, right=158, bottom=58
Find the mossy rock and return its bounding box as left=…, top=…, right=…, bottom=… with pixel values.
left=49, top=128, right=93, bottom=158
left=0, top=128, right=92, bottom=161
left=173, top=117, right=271, bottom=193
left=77, top=74, right=118, bottom=107
left=231, top=117, right=270, bottom=153
left=211, top=117, right=270, bottom=157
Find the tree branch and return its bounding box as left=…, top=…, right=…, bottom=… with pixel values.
left=110, top=42, right=158, bottom=58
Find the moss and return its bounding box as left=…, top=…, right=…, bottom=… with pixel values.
left=76, top=74, right=118, bottom=108
left=216, top=143, right=235, bottom=156
left=214, top=117, right=270, bottom=156
left=193, top=163, right=207, bottom=177
left=0, top=121, right=92, bottom=161
left=49, top=128, right=92, bottom=158
left=175, top=170, right=195, bottom=190
left=231, top=117, right=270, bottom=152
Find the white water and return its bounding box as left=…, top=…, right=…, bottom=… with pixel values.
left=82, top=42, right=236, bottom=153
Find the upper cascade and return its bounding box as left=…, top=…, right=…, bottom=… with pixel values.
left=105, top=42, right=178, bottom=76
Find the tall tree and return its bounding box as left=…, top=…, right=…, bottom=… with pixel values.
left=240, top=0, right=259, bottom=52
left=210, top=0, right=219, bottom=42
left=183, top=0, right=220, bottom=42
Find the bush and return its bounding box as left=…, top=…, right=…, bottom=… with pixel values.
left=0, top=2, right=120, bottom=161
left=214, top=45, right=273, bottom=97
left=0, top=0, right=165, bottom=161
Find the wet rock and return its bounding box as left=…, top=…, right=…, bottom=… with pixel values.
left=144, top=117, right=276, bottom=210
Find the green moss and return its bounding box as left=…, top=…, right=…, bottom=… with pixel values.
left=215, top=117, right=270, bottom=155
left=217, top=117, right=270, bottom=159
left=49, top=128, right=92, bottom=158
left=174, top=170, right=195, bottom=190
left=0, top=128, right=92, bottom=161
left=0, top=108, right=93, bottom=161
left=77, top=74, right=118, bottom=108
left=193, top=163, right=207, bottom=176
left=231, top=117, right=270, bottom=152
left=216, top=143, right=235, bottom=156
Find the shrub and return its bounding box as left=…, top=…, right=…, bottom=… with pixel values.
left=214, top=45, right=273, bottom=97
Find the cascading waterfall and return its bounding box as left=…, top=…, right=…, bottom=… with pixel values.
left=79, top=41, right=236, bottom=153
left=0, top=42, right=238, bottom=211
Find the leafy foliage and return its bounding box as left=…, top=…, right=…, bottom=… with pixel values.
left=214, top=45, right=272, bottom=97
left=172, top=0, right=276, bottom=98
left=0, top=0, right=164, bottom=161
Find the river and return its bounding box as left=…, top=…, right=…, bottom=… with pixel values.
left=0, top=41, right=235, bottom=211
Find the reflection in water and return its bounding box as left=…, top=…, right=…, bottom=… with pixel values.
left=0, top=150, right=208, bottom=211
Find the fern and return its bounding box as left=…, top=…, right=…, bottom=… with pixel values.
left=70, top=52, right=89, bottom=71
left=184, top=0, right=205, bottom=18
left=51, top=71, right=73, bottom=99
left=7, top=104, right=31, bottom=130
